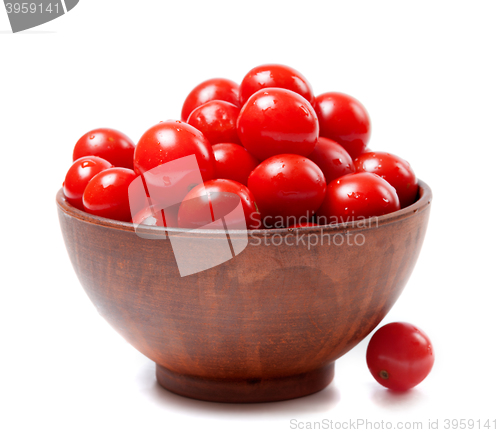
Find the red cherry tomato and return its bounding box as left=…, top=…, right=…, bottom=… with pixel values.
left=133, top=120, right=215, bottom=182
left=132, top=203, right=180, bottom=229
left=187, top=100, right=240, bottom=145
left=133, top=206, right=166, bottom=227
left=237, top=88, right=319, bottom=161
left=181, top=78, right=240, bottom=122
left=212, top=143, right=259, bottom=186
left=314, top=92, right=371, bottom=159
left=239, top=64, right=314, bottom=106
left=247, top=154, right=326, bottom=228
left=366, top=322, right=434, bottom=391
left=83, top=168, right=137, bottom=221
left=307, top=137, right=354, bottom=184
left=317, top=172, right=400, bottom=225
left=354, top=152, right=418, bottom=208
left=63, top=156, right=113, bottom=210
left=73, top=128, right=135, bottom=169
left=178, top=179, right=261, bottom=230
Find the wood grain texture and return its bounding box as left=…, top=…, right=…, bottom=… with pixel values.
left=56, top=181, right=432, bottom=403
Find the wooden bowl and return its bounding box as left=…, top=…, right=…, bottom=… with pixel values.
left=56, top=181, right=431, bottom=403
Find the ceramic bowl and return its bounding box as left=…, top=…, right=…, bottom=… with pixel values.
left=56, top=181, right=431, bottom=403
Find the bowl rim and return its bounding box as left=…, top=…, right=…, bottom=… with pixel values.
left=56, top=180, right=431, bottom=238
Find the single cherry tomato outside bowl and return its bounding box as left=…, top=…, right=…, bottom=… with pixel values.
left=315, top=92, right=371, bottom=159
left=366, top=322, right=434, bottom=391
left=181, top=78, right=240, bottom=122
left=239, top=63, right=314, bottom=106
left=63, top=156, right=113, bottom=210
left=83, top=167, right=137, bottom=222
left=237, top=88, right=319, bottom=161
left=247, top=154, right=326, bottom=228
left=73, top=128, right=135, bottom=169
left=354, top=151, right=418, bottom=208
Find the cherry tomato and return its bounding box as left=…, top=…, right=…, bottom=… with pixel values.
left=73, top=128, right=135, bottom=169
left=132, top=207, right=166, bottom=227
left=132, top=203, right=180, bottom=229
left=133, top=120, right=215, bottom=182
left=178, top=179, right=261, bottom=230
left=247, top=154, right=326, bottom=228
left=354, top=152, right=418, bottom=208
left=314, top=92, right=371, bottom=159
left=316, top=172, right=400, bottom=225
left=237, top=88, right=319, bottom=161
left=63, top=156, right=113, bottom=210
left=212, top=143, right=259, bottom=186
left=83, top=168, right=137, bottom=221
left=239, top=64, right=314, bottom=106
left=366, top=322, right=434, bottom=391
left=187, top=100, right=240, bottom=145
left=307, top=137, right=354, bottom=184
left=181, top=78, right=240, bottom=122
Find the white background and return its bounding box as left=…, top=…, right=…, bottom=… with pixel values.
left=1, top=1, right=499, bottom=432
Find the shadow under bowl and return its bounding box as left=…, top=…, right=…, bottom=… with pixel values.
left=56, top=181, right=432, bottom=403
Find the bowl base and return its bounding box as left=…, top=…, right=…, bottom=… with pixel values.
left=155, top=363, right=334, bottom=403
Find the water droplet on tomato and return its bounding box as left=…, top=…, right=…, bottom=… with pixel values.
left=81, top=160, right=96, bottom=168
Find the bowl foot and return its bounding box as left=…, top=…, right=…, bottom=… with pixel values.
left=156, top=363, right=334, bottom=403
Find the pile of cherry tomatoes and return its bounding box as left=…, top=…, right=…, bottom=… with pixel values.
left=62, top=64, right=433, bottom=390
left=63, top=63, right=419, bottom=229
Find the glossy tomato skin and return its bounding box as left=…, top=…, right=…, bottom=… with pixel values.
left=187, top=100, right=240, bottom=145
left=247, top=154, right=326, bottom=228
left=239, top=64, right=314, bottom=106
left=181, top=78, right=240, bottom=122
left=366, top=322, right=434, bottom=391
left=132, top=204, right=179, bottom=229
left=73, top=128, right=135, bottom=169
left=132, top=207, right=166, bottom=227
left=237, top=88, right=319, bottom=161
left=82, top=167, right=137, bottom=222
left=308, top=137, right=354, bottom=184
left=63, top=156, right=113, bottom=210
left=178, top=179, right=261, bottom=230
left=133, top=120, right=215, bottom=181
left=212, top=143, right=259, bottom=186
left=354, top=152, right=418, bottom=208
left=316, top=172, right=400, bottom=225
left=314, top=92, right=371, bottom=159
